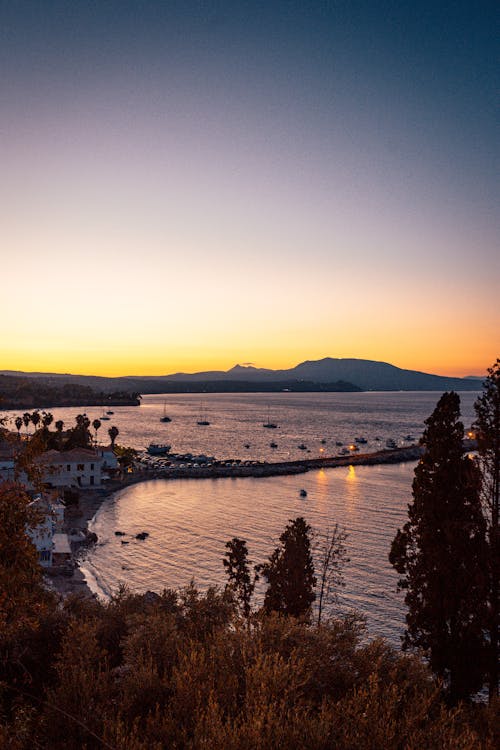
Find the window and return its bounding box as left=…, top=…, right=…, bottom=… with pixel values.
left=77, top=464, right=84, bottom=471
left=67, top=465, right=71, bottom=471
left=91, top=463, right=94, bottom=470
left=40, top=550, right=51, bottom=562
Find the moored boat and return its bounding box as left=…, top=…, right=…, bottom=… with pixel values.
left=160, top=401, right=172, bottom=423
left=147, top=443, right=171, bottom=455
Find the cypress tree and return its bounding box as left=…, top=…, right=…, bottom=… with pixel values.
left=223, top=537, right=255, bottom=619
left=389, top=392, right=488, bottom=703
left=260, top=517, right=316, bottom=619
left=473, top=359, right=500, bottom=701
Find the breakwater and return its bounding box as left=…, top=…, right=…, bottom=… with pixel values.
left=140, top=444, right=424, bottom=480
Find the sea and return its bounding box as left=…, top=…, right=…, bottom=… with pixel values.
left=2, top=390, right=479, bottom=645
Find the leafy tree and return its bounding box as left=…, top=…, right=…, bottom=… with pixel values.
left=223, top=537, right=256, bottom=619
left=316, top=524, right=349, bottom=626
left=114, top=444, right=136, bottom=468
left=259, top=517, right=316, bottom=619
left=14, top=416, right=22, bottom=436
left=65, top=414, right=92, bottom=450
left=389, top=392, right=488, bottom=703
left=473, top=359, right=500, bottom=702
left=0, top=482, right=52, bottom=639
left=108, top=425, right=119, bottom=448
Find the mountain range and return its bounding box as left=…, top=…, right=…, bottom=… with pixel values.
left=0, top=358, right=483, bottom=393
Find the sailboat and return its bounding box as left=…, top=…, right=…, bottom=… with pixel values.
left=160, top=401, right=172, bottom=423
left=197, top=404, right=210, bottom=426
left=263, top=407, right=277, bottom=429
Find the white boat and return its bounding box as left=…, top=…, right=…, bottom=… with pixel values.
left=147, top=443, right=171, bottom=455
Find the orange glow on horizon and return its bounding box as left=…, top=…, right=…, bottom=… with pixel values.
left=0, top=348, right=494, bottom=379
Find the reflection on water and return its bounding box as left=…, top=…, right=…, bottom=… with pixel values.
left=82, top=461, right=417, bottom=645
left=3, top=390, right=476, bottom=646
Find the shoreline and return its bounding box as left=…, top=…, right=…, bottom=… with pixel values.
left=49, top=445, right=423, bottom=600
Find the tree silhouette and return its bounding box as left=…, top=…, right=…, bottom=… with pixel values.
left=259, top=517, right=316, bottom=619
left=223, top=537, right=255, bottom=620
left=14, top=416, right=22, bottom=437
left=41, top=412, right=53, bottom=429
left=473, top=359, right=500, bottom=702
left=108, top=425, right=119, bottom=448
left=54, top=420, right=64, bottom=450
left=92, top=419, right=101, bottom=446
left=22, top=412, right=31, bottom=434
left=390, top=392, right=488, bottom=703
left=65, top=414, right=92, bottom=450
left=316, top=524, right=349, bottom=626
left=30, top=410, right=41, bottom=432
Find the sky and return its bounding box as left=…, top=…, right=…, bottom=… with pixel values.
left=1, top=1, right=498, bottom=377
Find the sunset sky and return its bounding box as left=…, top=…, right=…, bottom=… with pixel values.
left=1, top=1, right=498, bottom=377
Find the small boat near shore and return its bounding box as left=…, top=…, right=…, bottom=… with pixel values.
left=147, top=443, right=171, bottom=455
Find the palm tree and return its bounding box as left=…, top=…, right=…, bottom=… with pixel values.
left=55, top=420, right=64, bottom=450
left=42, top=412, right=54, bottom=429
left=108, top=425, right=119, bottom=448
left=22, top=412, right=31, bottom=435
left=92, top=419, right=102, bottom=446
left=31, top=411, right=41, bottom=432
left=14, top=416, right=23, bottom=437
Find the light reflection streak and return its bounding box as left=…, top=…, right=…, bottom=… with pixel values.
left=344, top=464, right=361, bottom=513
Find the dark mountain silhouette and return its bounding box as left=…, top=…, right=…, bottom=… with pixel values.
left=0, top=358, right=482, bottom=393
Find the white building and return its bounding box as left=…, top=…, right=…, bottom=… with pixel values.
left=97, top=444, right=119, bottom=471
left=36, top=448, right=104, bottom=488
left=26, top=496, right=57, bottom=567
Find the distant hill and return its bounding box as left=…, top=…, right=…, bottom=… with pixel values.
left=0, top=358, right=483, bottom=393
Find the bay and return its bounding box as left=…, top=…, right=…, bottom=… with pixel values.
left=68, top=390, right=478, bottom=645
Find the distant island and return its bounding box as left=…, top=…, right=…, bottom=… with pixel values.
left=0, top=357, right=483, bottom=397
left=0, top=374, right=141, bottom=410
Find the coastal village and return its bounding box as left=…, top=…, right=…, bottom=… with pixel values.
left=0, top=408, right=430, bottom=598
left=0, top=427, right=123, bottom=595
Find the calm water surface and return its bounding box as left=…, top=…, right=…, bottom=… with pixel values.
left=74, top=391, right=477, bottom=645
left=2, top=391, right=479, bottom=644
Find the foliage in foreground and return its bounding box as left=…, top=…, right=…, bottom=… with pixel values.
left=0, top=580, right=498, bottom=750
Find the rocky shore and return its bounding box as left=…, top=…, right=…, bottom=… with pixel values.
left=47, top=445, right=424, bottom=599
